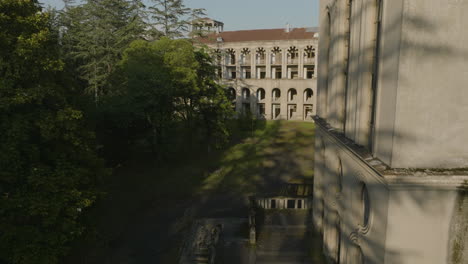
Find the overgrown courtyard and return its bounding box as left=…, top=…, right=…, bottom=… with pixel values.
left=65, top=120, right=320, bottom=263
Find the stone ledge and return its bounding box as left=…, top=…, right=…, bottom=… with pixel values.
left=314, top=116, right=468, bottom=189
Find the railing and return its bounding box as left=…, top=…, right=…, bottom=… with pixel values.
left=252, top=196, right=313, bottom=210
left=271, top=57, right=282, bottom=65
left=287, top=58, right=299, bottom=64
left=304, top=57, right=315, bottom=64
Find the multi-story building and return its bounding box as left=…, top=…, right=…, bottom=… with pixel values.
left=313, top=0, right=468, bottom=263
left=195, top=22, right=319, bottom=121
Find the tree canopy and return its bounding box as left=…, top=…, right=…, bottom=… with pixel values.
left=149, top=0, right=205, bottom=38
left=0, top=0, right=107, bottom=263
left=0, top=1, right=235, bottom=263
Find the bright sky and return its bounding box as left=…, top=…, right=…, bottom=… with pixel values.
left=39, top=0, right=319, bottom=31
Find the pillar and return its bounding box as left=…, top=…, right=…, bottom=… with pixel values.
left=281, top=49, right=287, bottom=79
left=251, top=49, right=256, bottom=79
left=266, top=49, right=271, bottom=78
left=299, top=48, right=304, bottom=78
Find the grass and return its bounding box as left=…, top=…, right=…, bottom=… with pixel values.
left=64, top=120, right=317, bottom=264
left=200, top=120, right=315, bottom=196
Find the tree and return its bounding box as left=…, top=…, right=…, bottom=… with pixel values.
left=111, top=38, right=233, bottom=156
left=149, top=0, right=205, bottom=38
left=111, top=39, right=174, bottom=155
left=0, top=1, right=106, bottom=263
left=59, top=0, right=147, bottom=104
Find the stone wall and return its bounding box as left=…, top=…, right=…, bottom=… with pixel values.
left=313, top=121, right=468, bottom=263
left=318, top=0, right=468, bottom=168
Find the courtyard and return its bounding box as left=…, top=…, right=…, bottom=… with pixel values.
left=65, top=121, right=324, bottom=263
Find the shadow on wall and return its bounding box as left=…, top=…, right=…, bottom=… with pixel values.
left=316, top=0, right=468, bottom=263
left=320, top=0, right=468, bottom=142
left=314, top=137, right=468, bottom=263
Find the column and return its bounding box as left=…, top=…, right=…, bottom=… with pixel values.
left=314, top=45, right=318, bottom=78
left=298, top=48, right=304, bottom=79
left=266, top=49, right=271, bottom=78
left=236, top=49, right=241, bottom=79
left=222, top=52, right=228, bottom=79
left=265, top=86, right=272, bottom=120
left=281, top=49, right=287, bottom=79
left=251, top=49, right=256, bottom=79
left=298, top=91, right=304, bottom=120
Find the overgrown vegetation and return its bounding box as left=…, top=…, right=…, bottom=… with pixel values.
left=0, top=0, right=232, bottom=263
left=64, top=120, right=316, bottom=263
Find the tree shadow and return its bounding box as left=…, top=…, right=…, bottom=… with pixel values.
left=315, top=0, right=468, bottom=263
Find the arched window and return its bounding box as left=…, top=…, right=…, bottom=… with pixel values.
left=256, top=47, right=266, bottom=64
left=227, top=87, right=236, bottom=101
left=304, top=88, right=314, bottom=102
left=304, top=45, right=315, bottom=59
left=288, top=88, right=297, bottom=101
left=257, top=88, right=265, bottom=100
left=242, top=88, right=250, bottom=100
left=226, top=48, right=235, bottom=65
left=271, top=47, right=282, bottom=64
left=287, top=46, right=299, bottom=62
left=272, top=88, right=281, bottom=101
left=240, top=48, right=250, bottom=64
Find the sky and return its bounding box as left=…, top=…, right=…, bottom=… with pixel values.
left=39, top=0, right=319, bottom=31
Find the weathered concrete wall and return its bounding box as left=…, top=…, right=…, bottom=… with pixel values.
left=319, top=0, right=468, bottom=168
left=383, top=188, right=457, bottom=263
left=388, top=0, right=468, bottom=168
left=316, top=0, right=468, bottom=262
left=447, top=189, right=468, bottom=264
left=372, top=0, right=404, bottom=167
left=313, top=121, right=468, bottom=264
left=313, top=124, right=389, bottom=264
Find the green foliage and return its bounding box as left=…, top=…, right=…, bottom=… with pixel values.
left=149, top=0, right=205, bottom=38
left=106, top=38, right=233, bottom=156
left=59, top=0, right=148, bottom=103
left=0, top=1, right=107, bottom=263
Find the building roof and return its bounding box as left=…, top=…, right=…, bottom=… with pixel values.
left=195, top=27, right=318, bottom=44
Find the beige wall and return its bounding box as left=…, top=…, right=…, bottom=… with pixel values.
left=204, top=37, right=318, bottom=121
left=384, top=0, right=468, bottom=168
left=318, top=0, right=468, bottom=169
left=316, top=0, right=468, bottom=262
left=313, top=123, right=468, bottom=264
left=222, top=79, right=317, bottom=120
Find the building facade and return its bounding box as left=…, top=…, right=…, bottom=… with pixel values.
left=196, top=24, right=319, bottom=121
left=313, top=0, right=468, bottom=263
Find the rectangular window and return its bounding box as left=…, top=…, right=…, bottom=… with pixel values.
left=257, top=103, right=265, bottom=115
left=260, top=72, right=266, bottom=79
left=275, top=71, right=282, bottom=79
left=230, top=71, right=236, bottom=79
